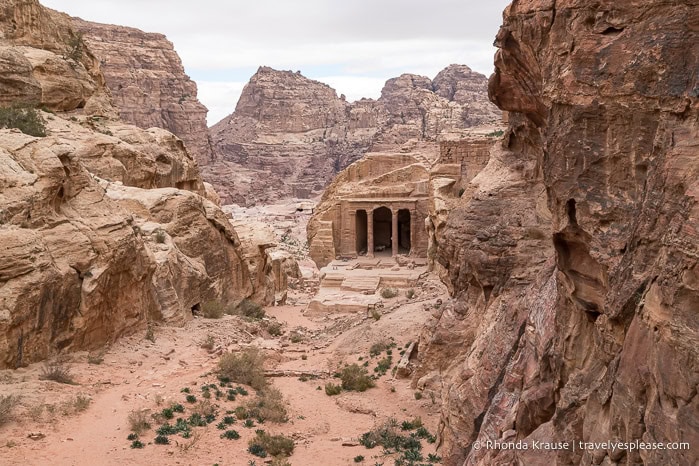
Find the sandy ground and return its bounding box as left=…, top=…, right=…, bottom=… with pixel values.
left=0, top=277, right=447, bottom=466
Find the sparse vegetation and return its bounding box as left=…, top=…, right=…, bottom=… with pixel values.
left=0, top=105, right=46, bottom=137
left=370, top=308, right=381, bottom=321
left=458, top=187, right=465, bottom=197
left=486, top=129, right=505, bottom=138
left=324, top=382, right=342, bottom=396
left=0, top=395, right=19, bottom=426
left=218, top=348, right=267, bottom=390
left=265, top=321, right=283, bottom=336
left=243, top=387, right=288, bottom=423
left=380, top=287, right=398, bottom=299
left=221, top=429, right=240, bottom=440
left=145, top=325, right=156, bottom=343
left=66, top=32, right=84, bottom=61
left=128, top=410, right=151, bottom=435
left=248, top=431, right=294, bottom=458
left=414, top=391, right=423, bottom=400
left=289, top=330, right=304, bottom=343
left=201, top=334, right=216, bottom=351
left=406, top=289, right=415, bottom=299
left=154, top=435, right=170, bottom=445
left=369, top=342, right=388, bottom=357
left=201, top=301, right=225, bottom=319
left=186, top=395, right=197, bottom=403
left=354, top=455, right=365, bottom=463
left=340, top=364, right=375, bottom=392
left=39, top=359, right=75, bottom=384
left=154, top=229, right=167, bottom=244
left=130, top=440, right=145, bottom=449
left=227, top=299, right=265, bottom=319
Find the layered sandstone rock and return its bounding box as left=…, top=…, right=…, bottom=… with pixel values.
left=0, top=0, right=113, bottom=114
left=72, top=18, right=214, bottom=164
left=416, top=1, right=699, bottom=465
left=208, top=65, right=500, bottom=205
left=0, top=0, right=273, bottom=368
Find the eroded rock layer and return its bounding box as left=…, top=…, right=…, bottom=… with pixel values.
left=0, top=0, right=273, bottom=368
left=208, top=65, right=501, bottom=205
left=416, top=1, right=699, bottom=465
left=72, top=18, right=214, bottom=165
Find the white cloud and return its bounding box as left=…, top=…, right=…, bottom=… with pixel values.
left=197, top=81, right=247, bottom=126
left=40, top=0, right=510, bottom=126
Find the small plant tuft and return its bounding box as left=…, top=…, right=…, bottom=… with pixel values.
left=128, top=410, right=151, bottom=435
left=154, top=435, right=169, bottom=445
left=0, top=395, right=19, bottom=426
left=325, top=383, right=342, bottom=396
left=340, top=364, right=375, bottom=392
left=380, top=287, right=398, bottom=299
left=39, top=359, right=75, bottom=384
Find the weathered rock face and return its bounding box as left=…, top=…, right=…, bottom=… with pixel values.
left=416, top=1, right=699, bottom=465
left=0, top=0, right=113, bottom=115
left=0, top=0, right=274, bottom=368
left=207, top=65, right=500, bottom=206
left=72, top=18, right=214, bottom=165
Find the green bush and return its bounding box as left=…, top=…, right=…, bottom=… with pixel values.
left=154, top=435, right=169, bottom=445
left=221, top=429, right=240, bottom=440
left=218, top=348, right=267, bottom=390
left=340, top=364, right=375, bottom=392
left=0, top=105, right=46, bottom=137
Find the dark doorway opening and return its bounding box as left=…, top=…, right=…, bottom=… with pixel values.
left=373, top=207, right=392, bottom=253
left=398, top=209, right=411, bottom=253
left=356, top=210, right=367, bottom=255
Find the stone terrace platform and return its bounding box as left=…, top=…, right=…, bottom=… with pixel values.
left=307, top=257, right=428, bottom=313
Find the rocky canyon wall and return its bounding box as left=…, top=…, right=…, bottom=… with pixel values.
left=71, top=18, right=214, bottom=165
left=208, top=65, right=501, bottom=206
left=0, top=0, right=273, bottom=368
left=416, top=1, right=698, bottom=465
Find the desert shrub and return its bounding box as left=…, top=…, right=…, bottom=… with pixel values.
left=161, top=407, right=174, bottom=420
left=218, top=348, right=267, bottom=390
left=427, top=453, right=442, bottom=462
left=154, top=229, right=167, bottom=244
left=401, top=417, right=423, bottom=431
left=324, top=382, right=342, bottom=396
left=369, top=342, right=387, bottom=357
left=87, top=352, right=104, bottom=365
left=130, top=440, right=144, bottom=449
left=172, top=403, right=185, bottom=413
left=380, top=287, right=398, bottom=299
left=375, top=357, right=392, bottom=375
left=201, top=333, right=216, bottom=351
left=289, top=330, right=304, bottom=343
left=265, top=321, right=283, bottom=336
left=201, top=301, right=224, bottom=319
left=249, top=431, right=294, bottom=458
left=406, top=289, right=415, bottom=299
left=73, top=395, right=91, bottom=412
left=370, top=308, right=381, bottom=321
left=244, top=419, right=255, bottom=428
left=229, top=299, right=265, bottom=319
left=340, top=364, right=375, bottom=392
left=128, top=410, right=151, bottom=435
left=185, top=395, right=197, bottom=403
left=354, top=455, right=364, bottom=463
left=486, top=129, right=505, bottom=138
left=0, top=105, right=46, bottom=137
left=244, top=387, right=288, bottom=423
left=248, top=442, right=267, bottom=458
left=234, top=406, right=249, bottom=420
left=66, top=32, right=84, bottom=61
left=154, top=435, right=169, bottom=445
left=414, top=391, right=423, bottom=400
left=223, top=415, right=236, bottom=425
left=359, top=418, right=405, bottom=450
left=145, top=325, right=156, bottom=343
left=221, top=429, right=240, bottom=440
left=127, top=433, right=138, bottom=441
left=0, top=395, right=19, bottom=426
left=39, top=359, right=74, bottom=384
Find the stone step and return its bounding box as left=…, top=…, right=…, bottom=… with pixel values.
left=341, top=275, right=380, bottom=293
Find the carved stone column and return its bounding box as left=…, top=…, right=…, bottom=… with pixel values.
left=392, top=209, right=399, bottom=257
left=367, top=208, right=374, bottom=258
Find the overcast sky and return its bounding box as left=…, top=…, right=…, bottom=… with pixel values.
left=41, top=0, right=510, bottom=126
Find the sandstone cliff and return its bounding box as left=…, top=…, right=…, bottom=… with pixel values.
left=72, top=18, right=214, bottom=165
left=415, top=1, right=699, bottom=465
left=207, top=65, right=500, bottom=206
left=0, top=0, right=273, bottom=369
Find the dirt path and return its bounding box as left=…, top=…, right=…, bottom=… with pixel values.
left=1, top=278, right=446, bottom=466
